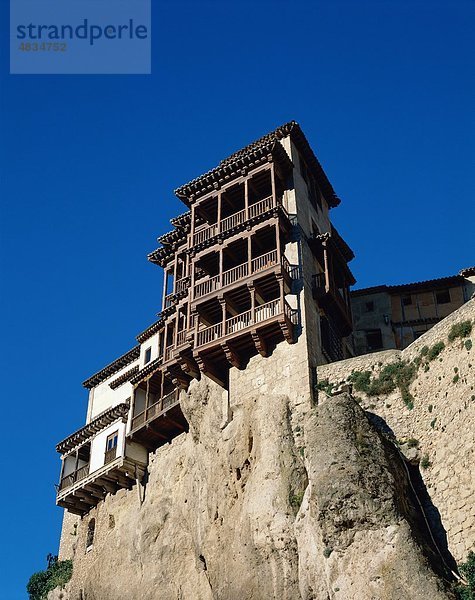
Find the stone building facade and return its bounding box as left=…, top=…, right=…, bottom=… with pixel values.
left=351, top=268, right=475, bottom=355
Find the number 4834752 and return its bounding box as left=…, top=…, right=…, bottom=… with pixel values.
left=18, top=42, right=67, bottom=51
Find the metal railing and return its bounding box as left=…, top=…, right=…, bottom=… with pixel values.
left=59, top=464, right=90, bottom=491
left=104, top=447, right=117, bottom=465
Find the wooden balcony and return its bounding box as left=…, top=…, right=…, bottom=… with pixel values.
left=195, top=298, right=297, bottom=349
left=129, top=388, right=188, bottom=450
left=193, top=251, right=296, bottom=301
left=59, top=464, right=90, bottom=492
left=57, top=455, right=147, bottom=516
left=192, top=196, right=274, bottom=246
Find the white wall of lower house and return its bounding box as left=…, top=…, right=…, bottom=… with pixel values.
left=87, top=360, right=139, bottom=422
left=89, top=420, right=126, bottom=473
left=140, top=332, right=160, bottom=367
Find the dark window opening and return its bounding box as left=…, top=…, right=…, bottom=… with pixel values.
left=86, top=519, right=95, bottom=550
left=435, top=289, right=451, bottom=304
left=402, top=295, right=412, bottom=306
left=366, top=329, right=383, bottom=351
left=365, top=301, right=374, bottom=312
left=144, top=347, right=152, bottom=364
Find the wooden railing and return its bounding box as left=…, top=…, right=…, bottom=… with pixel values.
left=195, top=275, right=220, bottom=299
left=131, top=389, right=180, bottom=431
left=59, top=464, right=90, bottom=491
left=176, top=329, right=188, bottom=347
left=196, top=299, right=295, bottom=347
left=164, top=346, right=174, bottom=362
left=175, top=276, right=190, bottom=295
left=248, top=195, right=273, bottom=219
left=226, top=309, right=253, bottom=334
left=196, top=322, right=222, bottom=346
left=192, top=195, right=275, bottom=246
left=251, top=249, right=278, bottom=273
left=193, top=224, right=218, bottom=245
left=221, top=209, right=246, bottom=232
left=223, top=262, right=249, bottom=286
left=104, top=447, right=117, bottom=465
left=164, top=293, right=175, bottom=308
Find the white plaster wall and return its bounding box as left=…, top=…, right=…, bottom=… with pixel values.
left=87, top=360, right=138, bottom=422
left=89, top=420, right=126, bottom=473
left=140, top=332, right=160, bottom=367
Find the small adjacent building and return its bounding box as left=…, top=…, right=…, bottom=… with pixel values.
left=55, top=121, right=356, bottom=516
left=351, top=268, right=475, bottom=354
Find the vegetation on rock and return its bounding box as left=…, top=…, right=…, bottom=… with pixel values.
left=448, top=320, right=473, bottom=342
left=455, top=551, right=475, bottom=600
left=27, top=554, right=73, bottom=600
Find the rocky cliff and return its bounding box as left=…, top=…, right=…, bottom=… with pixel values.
left=52, top=301, right=474, bottom=600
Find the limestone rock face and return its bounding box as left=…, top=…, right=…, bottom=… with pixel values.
left=296, top=394, right=452, bottom=600
left=60, top=380, right=455, bottom=600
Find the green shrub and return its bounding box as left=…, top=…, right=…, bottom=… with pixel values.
left=420, top=345, right=429, bottom=356
left=466, top=340, right=473, bottom=351
left=317, top=379, right=334, bottom=395
left=448, top=320, right=473, bottom=342
left=455, top=550, right=475, bottom=599
left=27, top=555, right=73, bottom=600
left=453, top=374, right=460, bottom=384
left=406, top=438, right=419, bottom=448
left=420, top=454, right=431, bottom=469
left=348, top=370, right=371, bottom=393
left=430, top=418, right=437, bottom=429
left=428, top=404, right=433, bottom=413
left=290, top=491, right=305, bottom=512
left=427, top=341, right=445, bottom=361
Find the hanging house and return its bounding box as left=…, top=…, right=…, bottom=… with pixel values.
left=55, top=121, right=355, bottom=515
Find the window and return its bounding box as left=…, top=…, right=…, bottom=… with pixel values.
left=144, top=347, right=152, bottom=364
left=86, top=518, right=95, bottom=551
left=402, top=295, right=412, bottom=306
left=106, top=431, right=118, bottom=451
left=365, top=301, right=374, bottom=312
left=435, top=289, right=451, bottom=304
left=365, top=329, right=383, bottom=351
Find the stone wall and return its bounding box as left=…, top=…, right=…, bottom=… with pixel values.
left=317, top=298, right=475, bottom=563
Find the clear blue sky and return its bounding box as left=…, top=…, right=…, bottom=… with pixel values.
left=0, top=1, right=473, bottom=597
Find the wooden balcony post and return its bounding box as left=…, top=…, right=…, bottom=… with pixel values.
left=160, top=373, right=165, bottom=411
left=248, top=283, right=255, bottom=324
left=219, top=297, right=227, bottom=335
left=162, top=267, right=168, bottom=310
left=219, top=247, right=224, bottom=286
left=172, top=255, right=178, bottom=295
left=244, top=178, right=249, bottom=220
left=73, top=450, right=79, bottom=481
left=277, top=274, right=285, bottom=311
left=59, top=456, right=65, bottom=484
left=275, top=220, right=281, bottom=261
left=270, top=162, right=276, bottom=207
left=190, top=204, right=196, bottom=247
left=192, top=309, right=199, bottom=345
left=146, top=377, right=150, bottom=412
left=247, top=234, right=252, bottom=274
left=217, top=192, right=222, bottom=234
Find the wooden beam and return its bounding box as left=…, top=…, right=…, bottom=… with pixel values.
left=251, top=329, right=268, bottom=357
left=221, top=342, right=242, bottom=369
left=194, top=353, right=227, bottom=388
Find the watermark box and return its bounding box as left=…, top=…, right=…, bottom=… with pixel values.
left=10, top=0, right=151, bottom=74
